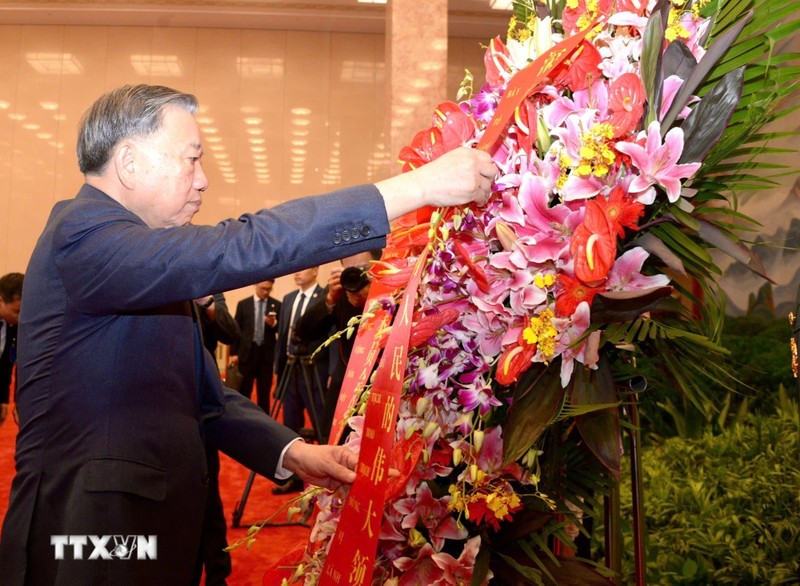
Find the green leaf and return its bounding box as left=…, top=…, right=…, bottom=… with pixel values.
left=661, top=11, right=752, bottom=131
left=662, top=39, right=697, bottom=80
left=634, top=233, right=687, bottom=275
left=641, top=9, right=665, bottom=125
left=591, top=287, right=673, bottom=324
left=696, top=219, right=773, bottom=281
left=679, top=67, right=745, bottom=164
left=572, top=359, right=622, bottom=479
left=503, top=364, right=565, bottom=465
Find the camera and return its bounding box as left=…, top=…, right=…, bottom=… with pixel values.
left=339, top=264, right=371, bottom=292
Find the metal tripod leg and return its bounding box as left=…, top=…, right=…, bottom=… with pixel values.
left=231, top=357, right=296, bottom=528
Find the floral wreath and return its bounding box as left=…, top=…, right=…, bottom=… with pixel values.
left=244, top=0, right=799, bottom=584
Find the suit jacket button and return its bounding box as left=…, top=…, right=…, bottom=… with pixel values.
left=333, top=233, right=342, bottom=244
left=351, top=227, right=360, bottom=239
left=342, top=229, right=351, bottom=242
left=201, top=473, right=210, bottom=485
left=361, top=226, right=371, bottom=237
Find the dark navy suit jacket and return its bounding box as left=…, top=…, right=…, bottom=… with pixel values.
left=0, top=183, right=388, bottom=585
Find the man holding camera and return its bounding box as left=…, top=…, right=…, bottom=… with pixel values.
left=295, top=250, right=380, bottom=444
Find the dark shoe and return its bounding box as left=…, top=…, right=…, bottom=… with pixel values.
left=271, top=477, right=304, bottom=495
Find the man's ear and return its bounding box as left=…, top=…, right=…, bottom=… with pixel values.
left=113, top=141, right=137, bottom=190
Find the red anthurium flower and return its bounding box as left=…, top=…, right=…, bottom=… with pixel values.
left=563, top=41, right=603, bottom=92
left=570, top=198, right=617, bottom=285
left=384, top=436, right=423, bottom=501
left=434, top=101, right=478, bottom=151
left=398, top=102, right=476, bottom=172
left=453, top=241, right=491, bottom=293
left=556, top=274, right=605, bottom=317
left=370, top=257, right=416, bottom=289
left=387, top=222, right=432, bottom=253
left=484, top=36, right=513, bottom=90
left=409, top=308, right=460, bottom=348
left=607, top=73, right=646, bottom=137
left=495, top=341, right=537, bottom=386
left=514, top=99, right=538, bottom=155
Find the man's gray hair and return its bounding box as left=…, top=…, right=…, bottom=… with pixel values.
left=77, top=84, right=198, bottom=175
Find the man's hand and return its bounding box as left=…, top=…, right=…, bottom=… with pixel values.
left=375, top=147, right=497, bottom=221
left=326, top=268, right=344, bottom=307
left=282, top=441, right=358, bottom=490
left=345, top=284, right=370, bottom=309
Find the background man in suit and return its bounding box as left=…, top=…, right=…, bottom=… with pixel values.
left=231, top=280, right=280, bottom=414
left=295, top=250, right=380, bottom=443
left=194, top=291, right=240, bottom=586
left=0, top=84, right=496, bottom=585
left=0, top=273, right=23, bottom=428
left=273, top=267, right=329, bottom=494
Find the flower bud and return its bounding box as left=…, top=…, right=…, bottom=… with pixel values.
left=473, top=429, right=485, bottom=453
left=453, top=448, right=463, bottom=466
left=422, top=420, right=439, bottom=439
left=495, top=221, right=519, bottom=251
left=415, top=397, right=430, bottom=417
left=536, top=115, right=551, bottom=154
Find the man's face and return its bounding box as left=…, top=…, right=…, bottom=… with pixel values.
left=126, top=105, right=208, bottom=228
left=254, top=281, right=274, bottom=300
left=0, top=297, right=21, bottom=325
left=341, top=251, right=373, bottom=270
left=293, top=268, right=318, bottom=289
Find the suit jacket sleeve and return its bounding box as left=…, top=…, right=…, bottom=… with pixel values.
left=53, top=183, right=390, bottom=314
left=204, top=388, right=298, bottom=480
left=206, top=293, right=240, bottom=346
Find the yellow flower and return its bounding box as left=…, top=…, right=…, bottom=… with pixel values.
left=575, top=123, right=615, bottom=178
left=522, top=308, right=558, bottom=359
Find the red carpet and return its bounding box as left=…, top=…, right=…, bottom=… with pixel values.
left=0, top=413, right=311, bottom=586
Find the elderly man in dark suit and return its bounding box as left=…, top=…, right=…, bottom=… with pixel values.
left=0, top=84, right=496, bottom=585
left=231, top=280, right=280, bottom=414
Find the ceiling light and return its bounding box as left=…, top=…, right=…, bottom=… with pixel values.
left=237, top=57, right=284, bottom=78
left=244, top=117, right=262, bottom=125
left=290, top=107, right=311, bottom=116
left=130, top=55, right=183, bottom=76
left=26, top=52, right=83, bottom=74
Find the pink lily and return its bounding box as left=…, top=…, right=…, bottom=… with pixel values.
left=606, top=247, right=671, bottom=291
left=616, top=120, right=701, bottom=204
left=430, top=536, right=491, bottom=585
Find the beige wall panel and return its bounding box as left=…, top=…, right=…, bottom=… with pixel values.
left=0, top=27, right=22, bottom=273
